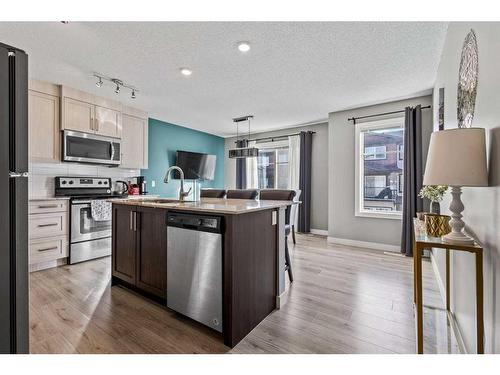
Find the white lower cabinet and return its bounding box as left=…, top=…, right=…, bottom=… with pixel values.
left=29, top=236, right=68, bottom=265
left=29, top=199, right=69, bottom=271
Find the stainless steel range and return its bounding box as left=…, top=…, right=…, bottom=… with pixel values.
left=55, top=176, right=115, bottom=264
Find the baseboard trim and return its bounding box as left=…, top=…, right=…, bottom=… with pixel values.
left=327, top=236, right=400, bottom=253
left=276, top=290, right=289, bottom=309
left=430, top=251, right=468, bottom=354
left=310, top=228, right=328, bottom=236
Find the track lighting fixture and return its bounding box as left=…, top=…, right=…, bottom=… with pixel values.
left=93, top=73, right=139, bottom=99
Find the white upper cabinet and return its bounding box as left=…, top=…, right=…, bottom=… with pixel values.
left=29, top=82, right=145, bottom=167
left=62, top=97, right=95, bottom=133
left=28, top=80, right=61, bottom=163
left=61, top=86, right=122, bottom=138
left=95, top=105, right=122, bottom=138
left=121, top=106, right=148, bottom=169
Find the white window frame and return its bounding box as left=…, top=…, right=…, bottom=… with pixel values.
left=354, top=117, right=404, bottom=220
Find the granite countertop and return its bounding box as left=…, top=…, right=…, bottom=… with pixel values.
left=108, top=197, right=294, bottom=215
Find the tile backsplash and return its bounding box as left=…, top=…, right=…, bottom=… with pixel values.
left=29, top=161, right=140, bottom=199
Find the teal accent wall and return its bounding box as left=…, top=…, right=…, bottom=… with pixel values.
left=141, top=118, right=225, bottom=198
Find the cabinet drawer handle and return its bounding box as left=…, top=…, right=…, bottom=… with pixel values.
left=37, top=204, right=59, bottom=209
left=130, top=211, right=133, bottom=231
left=133, top=212, right=137, bottom=232
left=38, top=223, right=59, bottom=228
left=37, top=246, right=58, bottom=252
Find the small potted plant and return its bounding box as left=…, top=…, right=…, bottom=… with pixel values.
left=418, top=185, right=448, bottom=214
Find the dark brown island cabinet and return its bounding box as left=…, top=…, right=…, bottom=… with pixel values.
left=111, top=199, right=289, bottom=348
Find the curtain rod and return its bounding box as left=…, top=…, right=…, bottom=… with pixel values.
left=348, top=105, right=431, bottom=124
left=234, top=131, right=316, bottom=144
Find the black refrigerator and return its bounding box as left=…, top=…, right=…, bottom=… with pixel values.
left=0, top=42, right=29, bottom=354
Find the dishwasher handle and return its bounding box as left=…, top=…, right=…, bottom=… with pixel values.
left=166, top=211, right=223, bottom=234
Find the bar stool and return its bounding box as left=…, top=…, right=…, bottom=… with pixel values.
left=259, top=189, right=296, bottom=282
left=200, top=189, right=227, bottom=198
left=226, top=189, right=259, bottom=199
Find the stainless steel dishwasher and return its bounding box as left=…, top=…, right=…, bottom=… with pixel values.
left=166, top=211, right=223, bottom=332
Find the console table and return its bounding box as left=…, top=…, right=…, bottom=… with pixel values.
left=412, top=218, right=484, bottom=354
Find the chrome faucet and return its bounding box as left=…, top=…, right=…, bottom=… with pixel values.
left=164, top=166, right=191, bottom=201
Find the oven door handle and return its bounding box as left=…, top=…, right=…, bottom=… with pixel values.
left=71, top=200, right=92, bottom=205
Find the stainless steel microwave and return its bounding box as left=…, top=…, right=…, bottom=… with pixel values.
left=63, top=130, right=121, bottom=166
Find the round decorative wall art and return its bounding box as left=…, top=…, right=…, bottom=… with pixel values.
left=457, top=29, right=478, bottom=128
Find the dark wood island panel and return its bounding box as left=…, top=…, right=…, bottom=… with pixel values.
left=223, top=209, right=278, bottom=347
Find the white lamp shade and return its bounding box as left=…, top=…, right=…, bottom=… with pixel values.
left=423, top=127, right=488, bottom=187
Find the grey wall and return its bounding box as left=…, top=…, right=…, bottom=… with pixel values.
left=328, top=95, right=433, bottom=247
left=432, top=22, right=500, bottom=353
left=224, top=122, right=329, bottom=231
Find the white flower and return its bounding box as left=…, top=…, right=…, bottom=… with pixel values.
left=419, top=185, right=448, bottom=202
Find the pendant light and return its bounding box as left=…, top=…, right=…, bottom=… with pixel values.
left=228, top=115, right=259, bottom=158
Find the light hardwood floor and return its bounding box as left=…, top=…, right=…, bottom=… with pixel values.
left=29, top=234, right=459, bottom=354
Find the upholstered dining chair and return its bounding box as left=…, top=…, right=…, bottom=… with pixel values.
left=200, top=189, right=227, bottom=198
left=259, top=189, right=296, bottom=282
left=226, top=189, right=259, bottom=200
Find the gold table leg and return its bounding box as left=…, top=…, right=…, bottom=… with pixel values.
left=446, top=249, right=450, bottom=311
left=415, top=244, right=423, bottom=354
left=413, top=238, right=417, bottom=304
left=476, top=251, right=484, bottom=354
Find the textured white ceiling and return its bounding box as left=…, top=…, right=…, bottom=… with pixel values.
left=0, top=22, right=447, bottom=137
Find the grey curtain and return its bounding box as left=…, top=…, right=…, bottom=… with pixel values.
left=298, top=131, right=313, bottom=233
left=235, top=139, right=248, bottom=189
left=401, top=106, right=424, bottom=256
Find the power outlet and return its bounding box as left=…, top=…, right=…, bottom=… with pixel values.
left=151, top=180, right=156, bottom=188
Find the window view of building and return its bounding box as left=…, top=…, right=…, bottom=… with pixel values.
left=361, top=126, right=404, bottom=213
left=257, top=145, right=290, bottom=189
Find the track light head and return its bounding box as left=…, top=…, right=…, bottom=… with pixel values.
left=96, top=75, right=138, bottom=98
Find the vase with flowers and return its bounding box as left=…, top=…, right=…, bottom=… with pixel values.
left=419, top=185, right=448, bottom=214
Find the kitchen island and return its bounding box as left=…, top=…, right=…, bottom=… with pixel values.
left=109, top=197, right=292, bottom=348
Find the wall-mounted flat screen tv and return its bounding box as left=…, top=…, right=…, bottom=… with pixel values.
left=174, top=150, right=216, bottom=180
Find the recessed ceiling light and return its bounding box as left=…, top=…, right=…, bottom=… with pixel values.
left=237, top=42, right=250, bottom=52
left=180, top=68, right=192, bottom=76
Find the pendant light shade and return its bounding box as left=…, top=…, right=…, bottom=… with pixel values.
left=228, top=115, right=259, bottom=159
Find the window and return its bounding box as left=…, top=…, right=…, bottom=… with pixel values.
left=355, top=118, right=404, bottom=219
left=364, top=146, right=387, bottom=160
left=364, top=175, right=386, bottom=198
left=398, top=144, right=404, bottom=160
left=256, top=141, right=290, bottom=189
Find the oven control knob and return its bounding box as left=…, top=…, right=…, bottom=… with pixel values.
left=68, top=180, right=74, bottom=185
left=98, top=181, right=102, bottom=185
left=61, top=180, right=67, bottom=185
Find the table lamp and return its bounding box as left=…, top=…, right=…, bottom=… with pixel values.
left=423, top=128, right=488, bottom=244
